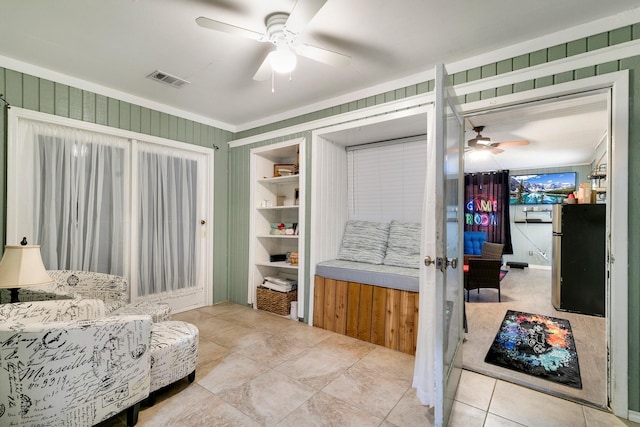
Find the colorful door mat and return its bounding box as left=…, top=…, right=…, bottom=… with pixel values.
left=484, top=310, right=582, bottom=389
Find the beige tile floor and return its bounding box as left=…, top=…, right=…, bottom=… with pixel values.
left=98, top=302, right=637, bottom=427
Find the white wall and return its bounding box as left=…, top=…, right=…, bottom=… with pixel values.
left=310, top=136, right=349, bottom=270
left=504, top=206, right=554, bottom=267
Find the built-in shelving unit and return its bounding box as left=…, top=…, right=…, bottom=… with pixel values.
left=248, top=138, right=305, bottom=315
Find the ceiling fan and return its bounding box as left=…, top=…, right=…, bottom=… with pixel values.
left=196, top=0, right=351, bottom=81
left=467, top=126, right=529, bottom=154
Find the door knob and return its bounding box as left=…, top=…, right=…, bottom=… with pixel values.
left=426, top=256, right=458, bottom=270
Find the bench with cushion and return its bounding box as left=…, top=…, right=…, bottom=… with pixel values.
left=314, top=220, right=421, bottom=355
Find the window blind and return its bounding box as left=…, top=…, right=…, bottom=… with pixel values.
left=347, top=136, right=427, bottom=223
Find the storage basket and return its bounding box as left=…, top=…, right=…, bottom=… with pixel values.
left=256, top=286, right=297, bottom=316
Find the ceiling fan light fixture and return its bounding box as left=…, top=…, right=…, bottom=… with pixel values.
left=468, top=125, right=493, bottom=147
left=270, top=44, right=297, bottom=74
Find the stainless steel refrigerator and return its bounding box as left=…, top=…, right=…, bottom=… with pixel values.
left=552, top=203, right=605, bottom=316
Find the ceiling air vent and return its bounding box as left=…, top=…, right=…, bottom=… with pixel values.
left=146, top=70, right=190, bottom=88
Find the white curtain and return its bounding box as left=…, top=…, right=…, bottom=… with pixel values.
left=413, top=108, right=437, bottom=406
left=28, top=121, right=127, bottom=274
left=137, top=149, right=197, bottom=296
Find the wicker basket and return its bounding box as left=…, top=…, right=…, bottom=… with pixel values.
left=256, top=286, right=297, bottom=316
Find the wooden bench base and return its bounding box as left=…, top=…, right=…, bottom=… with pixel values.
left=313, top=275, right=419, bottom=355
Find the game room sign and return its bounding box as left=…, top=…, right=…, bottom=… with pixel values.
left=465, top=197, right=499, bottom=226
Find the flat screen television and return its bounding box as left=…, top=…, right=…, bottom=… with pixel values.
left=510, top=172, right=577, bottom=204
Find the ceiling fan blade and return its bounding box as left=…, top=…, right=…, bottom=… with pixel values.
left=253, top=53, right=273, bottom=81
left=495, top=140, right=530, bottom=147
left=294, top=43, right=351, bottom=67
left=196, top=16, right=265, bottom=41
left=285, top=0, right=327, bottom=34
left=490, top=147, right=505, bottom=154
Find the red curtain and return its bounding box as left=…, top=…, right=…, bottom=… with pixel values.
left=464, top=171, right=513, bottom=254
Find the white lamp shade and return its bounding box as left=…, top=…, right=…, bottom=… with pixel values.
left=269, top=45, right=297, bottom=74
left=0, top=245, right=53, bottom=289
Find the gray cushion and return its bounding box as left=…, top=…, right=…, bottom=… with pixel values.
left=316, top=259, right=419, bottom=292
left=337, top=220, right=390, bottom=265
left=383, top=220, right=422, bottom=268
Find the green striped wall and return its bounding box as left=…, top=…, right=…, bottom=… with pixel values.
left=228, top=23, right=640, bottom=412
left=0, top=68, right=234, bottom=304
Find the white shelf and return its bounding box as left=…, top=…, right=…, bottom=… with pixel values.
left=522, top=207, right=552, bottom=213
left=255, top=261, right=299, bottom=269
left=589, top=168, right=606, bottom=200
left=249, top=138, right=305, bottom=315
left=258, top=175, right=299, bottom=185
left=514, top=205, right=553, bottom=223
left=256, top=206, right=299, bottom=211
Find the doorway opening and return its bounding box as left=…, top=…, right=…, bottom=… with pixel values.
left=461, top=90, right=609, bottom=408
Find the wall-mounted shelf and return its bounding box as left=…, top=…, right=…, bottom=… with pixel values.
left=513, top=206, right=553, bottom=223
left=522, top=207, right=552, bottom=212
left=588, top=168, right=607, bottom=204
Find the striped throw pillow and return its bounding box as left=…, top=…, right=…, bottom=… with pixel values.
left=337, top=220, right=390, bottom=265
left=383, top=220, right=422, bottom=268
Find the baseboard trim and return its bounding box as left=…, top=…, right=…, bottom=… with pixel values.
left=628, top=410, right=640, bottom=423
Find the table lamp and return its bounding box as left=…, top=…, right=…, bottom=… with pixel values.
left=0, top=237, right=53, bottom=303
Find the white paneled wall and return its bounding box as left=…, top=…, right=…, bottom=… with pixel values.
left=310, top=137, right=349, bottom=274
left=503, top=205, right=553, bottom=267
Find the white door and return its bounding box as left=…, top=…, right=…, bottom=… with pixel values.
left=415, top=64, right=464, bottom=426
left=132, top=142, right=212, bottom=312
left=436, top=63, right=465, bottom=427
